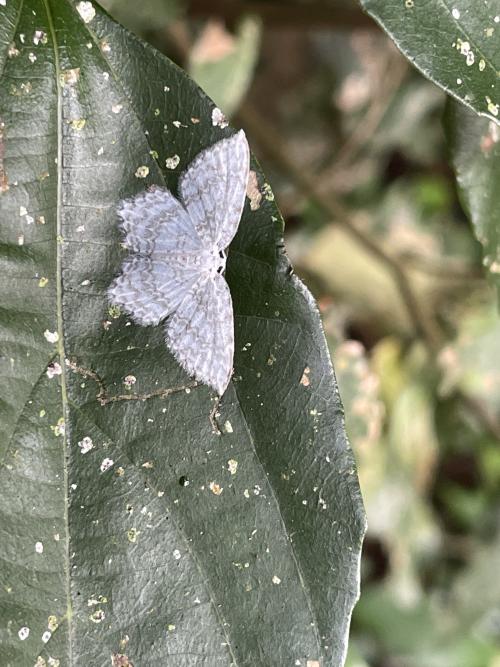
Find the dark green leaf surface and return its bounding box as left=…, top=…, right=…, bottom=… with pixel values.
left=0, top=1, right=365, bottom=665
left=360, top=0, right=500, bottom=122
left=446, top=101, right=500, bottom=298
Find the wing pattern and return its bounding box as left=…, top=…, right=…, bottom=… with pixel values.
left=179, top=130, right=250, bottom=249
left=109, top=130, right=250, bottom=395
left=165, top=275, right=234, bottom=397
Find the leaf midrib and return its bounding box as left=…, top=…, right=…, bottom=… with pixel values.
left=42, top=0, right=74, bottom=663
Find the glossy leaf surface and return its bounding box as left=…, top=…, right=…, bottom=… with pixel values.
left=0, top=1, right=365, bottom=665
left=360, top=0, right=500, bottom=122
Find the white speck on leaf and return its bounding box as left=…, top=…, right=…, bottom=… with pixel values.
left=451, top=8, right=460, bottom=19
left=35, top=541, right=43, bottom=553
left=42, top=631, right=51, bottom=643
left=486, top=96, right=499, bottom=116
left=100, top=458, right=114, bottom=472
left=76, top=1, right=95, bottom=23
left=89, top=609, right=105, bottom=623
left=227, top=459, right=238, bottom=475
left=173, top=549, right=181, bottom=560
left=165, top=154, right=180, bottom=169
left=127, top=528, right=139, bottom=543
left=52, top=418, right=65, bottom=437
left=70, top=118, right=86, bottom=131
left=46, top=362, right=62, bottom=379
left=111, top=104, right=123, bottom=114
left=300, top=366, right=311, bottom=386
left=33, top=30, right=47, bottom=45
left=272, top=575, right=281, bottom=585
left=209, top=481, right=223, bottom=495
left=211, top=107, right=228, bottom=128
left=135, top=165, right=149, bottom=178
left=224, top=420, right=233, bottom=433
left=18, top=627, right=29, bottom=640
left=61, top=68, right=80, bottom=86
left=78, top=436, right=94, bottom=454
left=44, top=330, right=59, bottom=343
left=8, top=42, right=20, bottom=57
left=123, top=374, right=136, bottom=387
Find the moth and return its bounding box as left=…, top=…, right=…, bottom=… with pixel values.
left=109, top=130, right=250, bottom=396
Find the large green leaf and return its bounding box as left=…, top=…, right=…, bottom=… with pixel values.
left=0, top=1, right=365, bottom=665
left=360, top=0, right=500, bottom=122
left=446, top=101, right=500, bottom=298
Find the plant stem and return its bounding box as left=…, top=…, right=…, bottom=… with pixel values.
left=237, top=102, right=442, bottom=352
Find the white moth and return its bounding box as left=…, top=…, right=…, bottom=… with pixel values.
left=109, top=130, right=250, bottom=396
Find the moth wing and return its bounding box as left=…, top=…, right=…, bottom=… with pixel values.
left=108, top=256, right=201, bottom=326
left=179, top=130, right=250, bottom=250
left=164, top=273, right=234, bottom=395
left=118, top=187, right=202, bottom=256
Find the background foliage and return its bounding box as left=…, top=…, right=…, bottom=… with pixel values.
left=103, top=0, right=500, bottom=665
left=0, top=1, right=364, bottom=665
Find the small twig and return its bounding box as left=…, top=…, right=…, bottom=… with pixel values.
left=401, top=253, right=484, bottom=282
left=236, top=102, right=500, bottom=441
left=187, top=0, right=376, bottom=30
left=238, top=102, right=442, bottom=352
left=65, top=359, right=198, bottom=406
left=458, top=392, right=500, bottom=442
left=209, top=397, right=222, bottom=435
left=328, top=52, right=408, bottom=174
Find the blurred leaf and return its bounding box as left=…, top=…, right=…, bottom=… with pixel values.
left=99, top=0, right=179, bottom=33
left=355, top=340, right=440, bottom=605
left=447, top=101, right=500, bottom=298
left=0, top=1, right=365, bottom=665
left=301, top=225, right=417, bottom=335
left=388, top=381, right=438, bottom=489
left=438, top=486, right=488, bottom=530
left=373, top=78, right=446, bottom=164
left=335, top=340, right=385, bottom=453
left=300, top=189, right=465, bottom=337
left=371, top=337, right=409, bottom=409
left=345, top=642, right=370, bottom=667
left=189, top=17, right=261, bottom=117
left=354, top=586, right=498, bottom=667
left=360, top=0, right=500, bottom=122
left=439, top=306, right=500, bottom=415
left=452, top=534, right=500, bottom=643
